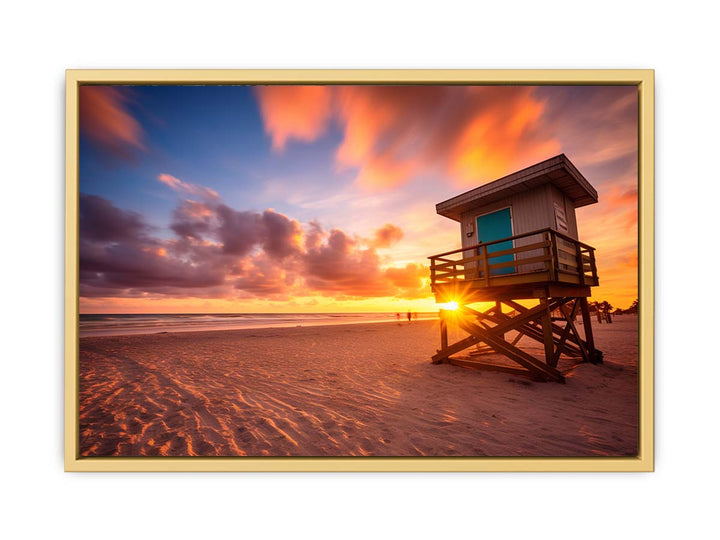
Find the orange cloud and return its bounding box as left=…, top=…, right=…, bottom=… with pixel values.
left=255, top=86, right=334, bottom=150
left=335, top=87, right=398, bottom=170
left=255, top=85, right=560, bottom=190
left=385, top=263, right=429, bottom=298
left=449, top=90, right=561, bottom=181
left=371, top=224, right=404, bottom=248
left=79, top=86, right=146, bottom=158
left=577, top=181, right=639, bottom=309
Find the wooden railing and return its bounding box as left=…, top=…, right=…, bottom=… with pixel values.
left=429, top=228, right=598, bottom=288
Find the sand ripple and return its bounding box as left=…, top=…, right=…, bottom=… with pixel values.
left=78, top=318, right=639, bottom=457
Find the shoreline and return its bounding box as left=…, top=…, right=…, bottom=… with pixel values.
left=79, top=314, right=438, bottom=339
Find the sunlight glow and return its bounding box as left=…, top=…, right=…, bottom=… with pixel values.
left=438, top=301, right=459, bottom=311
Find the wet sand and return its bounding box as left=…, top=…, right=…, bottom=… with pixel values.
left=78, top=316, right=639, bottom=457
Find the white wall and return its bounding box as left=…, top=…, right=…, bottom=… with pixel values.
left=1, top=1, right=717, bottom=539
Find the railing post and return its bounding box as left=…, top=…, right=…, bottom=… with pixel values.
left=427, top=228, right=598, bottom=291
left=575, top=243, right=585, bottom=285
left=543, top=231, right=552, bottom=281
left=482, top=244, right=490, bottom=286
left=589, top=249, right=598, bottom=284
left=550, top=230, right=560, bottom=281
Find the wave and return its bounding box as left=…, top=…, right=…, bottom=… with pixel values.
left=79, top=312, right=438, bottom=337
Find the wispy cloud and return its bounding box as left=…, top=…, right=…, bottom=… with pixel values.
left=79, top=86, right=146, bottom=159
left=255, top=85, right=562, bottom=189
left=158, top=173, right=220, bottom=201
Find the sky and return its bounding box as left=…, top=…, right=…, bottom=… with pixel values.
left=78, top=84, right=638, bottom=313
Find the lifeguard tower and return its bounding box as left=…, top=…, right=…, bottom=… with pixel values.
left=429, top=154, right=602, bottom=383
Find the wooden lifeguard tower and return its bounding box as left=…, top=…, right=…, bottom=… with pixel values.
left=429, top=154, right=602, bottom=383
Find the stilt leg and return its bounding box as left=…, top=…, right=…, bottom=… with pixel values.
left=579, top=297, right=600, bottom=363
left=495, top=301, right=504, bottom=339
left=440, top=314, right=448, bottom=351
left=540, top=298, right=555, bottom=366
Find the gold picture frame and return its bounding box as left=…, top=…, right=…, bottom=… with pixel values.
left=65, top=69, right=654, bottom=472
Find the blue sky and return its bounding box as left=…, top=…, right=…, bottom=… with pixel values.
left=78, top=84, right=639, bottom=312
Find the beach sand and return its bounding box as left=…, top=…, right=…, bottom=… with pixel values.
left=78, top=315, right=639, bottom=457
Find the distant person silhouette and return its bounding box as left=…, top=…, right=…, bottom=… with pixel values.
left=407, top=310, right=412, bottom=322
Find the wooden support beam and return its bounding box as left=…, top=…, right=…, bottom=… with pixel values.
left=552, top=319, right=574, bottom=366
left=579, top=297, right=597, bottom=361
left=474, top=298, right=585, bottom=365
left=475, top=299, right=583, bottom=358
left=495, top=301, right=504, bottom=339
left=431, top=335, right=480, bottom=364
left=501, top=299, right=584, bottom=355
left=552, top=300, right=579, bottom=365
left=488, top=297, right=567, bottom=336
left=456, top=315, right=565, bottom=383
left=431, top=296, right=600, bottom=383
left=490, top=297, right=568, bottom=336
left=447, top=358, right=535, bottom=378
left=468, top=347, right=497, bottom=357
left=524, top=320, right=583, bottom=357
left=560, top=301, right=589, bottom=363
left=540, top=298, right=555, bottom=367
left=548, top=300, right=579, bottom=365
left=440, top=315, right=448, bottom=352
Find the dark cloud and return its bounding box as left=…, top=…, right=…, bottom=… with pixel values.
left=79, top=193, right=427, bottom=302
left=260, top=210, right=303, bottom=259
left=302, top=229, right=387, bottom=295
left=170, top=200, right=215, bottom=240
left=80, top=193, right=151, bottom=243
left=215, top=205, right=263, bottom=256
left=300, top=227, right=427, bottom=298
left=80, top=194, right=226, bottom=295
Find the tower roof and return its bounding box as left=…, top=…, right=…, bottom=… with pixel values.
left=436, top=154, right=598, bottom=222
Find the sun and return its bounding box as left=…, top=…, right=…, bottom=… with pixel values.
left=438, top=301, right=459, bottom=311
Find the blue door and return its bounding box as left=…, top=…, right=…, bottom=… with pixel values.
left=477, top=208, right=514, bottom=276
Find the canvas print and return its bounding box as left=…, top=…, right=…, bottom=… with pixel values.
left=77, top=84, right=639, bottom=458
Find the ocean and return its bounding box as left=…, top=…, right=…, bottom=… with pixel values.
left=79, top=312, right=439, bottom=337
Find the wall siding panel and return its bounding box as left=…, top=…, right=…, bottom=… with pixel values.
left=458, top=185, right=581, bottom=277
